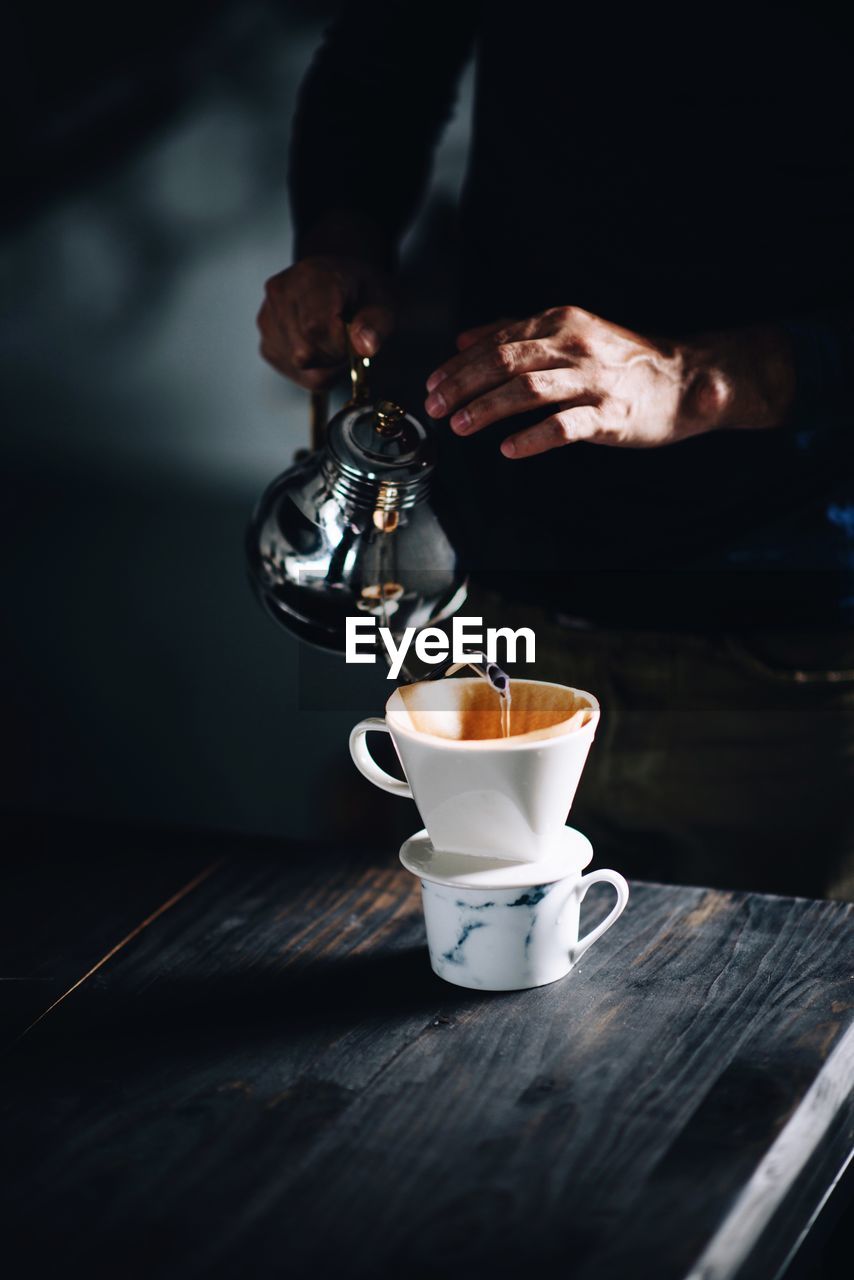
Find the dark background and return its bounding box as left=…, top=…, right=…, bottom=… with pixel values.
left=2, top=1, right=475, bottom=849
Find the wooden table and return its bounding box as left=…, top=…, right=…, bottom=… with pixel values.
left=1, top=818, right=852, bottom=1279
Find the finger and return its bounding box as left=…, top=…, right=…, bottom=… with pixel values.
left=259, top=287, right=318, bottom=370
left=259, top=337, right=337, bottom=389
left=257, top=296, right=298, bottom=374
left=500, top=407, right=603, bottom=458
left=295, top=276, right=348, bottom=363
left=258, top=339, right=338, bottom=390
left=257, top=300, right=337, bottom=388
left=426, top=319, right=535, bottom=397
left=291, top=365, right=340, bottom=391
left=448, top=371, right=587, bottom=436
left=455, top=316, right=515, bottom=351
left=425, top=340, right=574, bottom=418
left=349, top=302, right=395, bottom=358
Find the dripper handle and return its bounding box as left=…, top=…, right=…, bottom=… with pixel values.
left=349, top=718, right=412, bottom=797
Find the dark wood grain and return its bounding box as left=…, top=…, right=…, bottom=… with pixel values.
left=0, top=836, right=851, bottom=1280
left=0, top=814, right=215, bottom=1043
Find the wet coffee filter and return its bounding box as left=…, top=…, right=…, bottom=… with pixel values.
left=390, top=678, right=595, bottom=743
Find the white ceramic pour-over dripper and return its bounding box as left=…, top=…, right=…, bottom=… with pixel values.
left=400, top=827, right=629, bottom=991
left=350, top=679, right=599, bottom=861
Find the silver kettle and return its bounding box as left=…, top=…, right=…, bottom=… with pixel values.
left=247, top=346, right=467, bottom=652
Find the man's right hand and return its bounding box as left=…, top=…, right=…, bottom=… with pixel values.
left=257, top=256, right=395, bottom=390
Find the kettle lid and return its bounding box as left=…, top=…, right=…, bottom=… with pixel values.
left=327, top=398, right=435, bottom=485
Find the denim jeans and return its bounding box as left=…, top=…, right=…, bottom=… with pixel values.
left=467, top=588, right=854, bottom=901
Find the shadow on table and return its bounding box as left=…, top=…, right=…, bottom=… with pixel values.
left=11, top=941, right=487, bottom=1063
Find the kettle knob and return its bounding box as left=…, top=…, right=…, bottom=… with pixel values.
left=374, top=401, right=405, bottom=436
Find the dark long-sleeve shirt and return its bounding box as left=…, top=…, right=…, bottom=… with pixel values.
left=290, top=1, right=854, bottom=627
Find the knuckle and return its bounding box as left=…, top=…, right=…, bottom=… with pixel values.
left=259, top=341, right=286, bottom=374
left=264, top=275, right=285, bottom=302
left=440, top=376, right=459, bottom=405
left=302, top=318, right=327, bottom=343
left=554, top=414, right=575, bottom=444
left=492, top=344, right=514, bottom=374
left=519, top=371, right=545, bottom=397
left=546, top=304, right=586, bottom=331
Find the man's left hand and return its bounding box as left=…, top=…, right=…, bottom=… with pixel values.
left=424, top=307, right=795, bottom=458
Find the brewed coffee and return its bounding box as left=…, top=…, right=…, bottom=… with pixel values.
left=432, top=654, right=512, bottom=737
left=395, top=677, right=593, bottom=743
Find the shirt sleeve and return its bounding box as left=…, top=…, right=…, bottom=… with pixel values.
left=288, top=1, right=477, bottom=262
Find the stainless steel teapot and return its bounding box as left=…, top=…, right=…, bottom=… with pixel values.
left=246, top=345, right=467, bottom=652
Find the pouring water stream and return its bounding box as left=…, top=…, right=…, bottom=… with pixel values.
left=396, top=650, right=512, bottom=738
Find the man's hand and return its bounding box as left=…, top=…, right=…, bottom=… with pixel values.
left=424, top=307, right=795, bottom=458
left=257, top=256, right=395, bottom=390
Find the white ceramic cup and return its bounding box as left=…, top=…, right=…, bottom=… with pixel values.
left=350, top=678, right=599, bottom=861
left=399, top=830, right=629, bottom=991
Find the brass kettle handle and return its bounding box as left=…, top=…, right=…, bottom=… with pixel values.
left=307, top=334, right=370, bottom=453
left=347, top=331, right=371, bottom=406
left=308, top=390, right=329, bottom=454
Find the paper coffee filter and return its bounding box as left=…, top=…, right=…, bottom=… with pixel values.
left=390, top=678, right=596, bottom=743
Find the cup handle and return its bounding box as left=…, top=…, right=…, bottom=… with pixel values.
left=349, top=718, right=413, bottom=798
left=570, top=869, right=630, bottom=964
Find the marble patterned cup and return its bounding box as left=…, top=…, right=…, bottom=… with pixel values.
left=400, top=828, right=629, bottom=992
